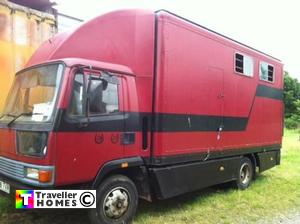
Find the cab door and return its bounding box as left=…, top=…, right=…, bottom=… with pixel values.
left=55, top=69, right=126, bottom=185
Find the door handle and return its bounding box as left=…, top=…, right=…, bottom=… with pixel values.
left=218, top=93, right=225, bottom=99
left=142, top=116, right=149, bottom=150
left=217, top=125, right=224, bottom=140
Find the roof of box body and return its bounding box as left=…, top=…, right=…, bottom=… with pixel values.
left=156, top=10, right=281, bottom=62
left=26, top=9, right=281, bottom=76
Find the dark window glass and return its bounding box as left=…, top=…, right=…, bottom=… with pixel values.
left=89, top=79, right=119, bottom=115
left=235, top=53, right=244, bottom=73
left=268, top=65, right=274, bottom=82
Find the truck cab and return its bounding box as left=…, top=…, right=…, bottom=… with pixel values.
left=0, top=58, right=141, bottom=187
left=0, top=58, right=149, bottom=224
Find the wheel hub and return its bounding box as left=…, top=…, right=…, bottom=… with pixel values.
left=103, top=187, right=129, bottom=219
left=240, top=163, right=251, bottom=185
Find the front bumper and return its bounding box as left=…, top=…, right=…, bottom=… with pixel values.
left=0, top=173, right=92, bottom=199
left=0, top=174, right=44, bottom=198
left=0, top=156, right=55, bottom=188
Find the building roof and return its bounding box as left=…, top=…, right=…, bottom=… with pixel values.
left=9, top=0, right=56, bottom=12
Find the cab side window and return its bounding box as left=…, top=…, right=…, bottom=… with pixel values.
left=68, top=73, right=119, bottom=117
left=89, top=79, right=119, bottom=115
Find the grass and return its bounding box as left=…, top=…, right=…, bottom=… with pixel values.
left=0, top=129, right=300, bottom=224
left=134, top=130, right=300, bottom=224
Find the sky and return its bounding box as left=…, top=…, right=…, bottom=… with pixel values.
left=54, top=0, right=300, bottom=80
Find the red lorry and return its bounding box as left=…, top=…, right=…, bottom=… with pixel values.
left=0, top=9, right=283, bottom=224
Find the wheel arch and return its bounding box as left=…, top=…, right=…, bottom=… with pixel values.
left=244, top=153, right=258, bottom=178
left=92, top=157, right=152, bottom=201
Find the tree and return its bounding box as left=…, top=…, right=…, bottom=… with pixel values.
left=283, top=72, right=300, bottom=118
left=283, top=72, right=300, bottom=129
left=285, top=100, right=300, bottom=129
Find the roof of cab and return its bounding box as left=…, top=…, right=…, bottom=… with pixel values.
left=62, top=58, right=133, bottom=75
left=27, top=9, right=155, bottom=77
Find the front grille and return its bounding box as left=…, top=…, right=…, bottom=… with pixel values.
left=0, top=157, right=25, bottom=179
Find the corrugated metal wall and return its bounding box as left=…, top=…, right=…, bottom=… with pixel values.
left=57, top=13, right=83, bottom=33
left=0, top=0, right=56, bottom=111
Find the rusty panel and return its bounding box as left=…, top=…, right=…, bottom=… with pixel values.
left=0, top=0, right=56, bottom=111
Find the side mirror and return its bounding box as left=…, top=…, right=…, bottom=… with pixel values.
left=84, top=71, right=117, bottom=123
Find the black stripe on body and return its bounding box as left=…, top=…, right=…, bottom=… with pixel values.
left=52, top=84, right=282, bottom=133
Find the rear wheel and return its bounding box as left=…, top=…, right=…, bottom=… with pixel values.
left=236, top=157, right=254, bottom=190
left=89, top=175, right=138, bottom=224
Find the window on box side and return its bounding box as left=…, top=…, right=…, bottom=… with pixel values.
left=235, top=53, right=253, bottom=77
left=260, top=62, right=274, bottom=83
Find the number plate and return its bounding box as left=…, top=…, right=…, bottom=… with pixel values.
left=0, top=180, right=10, bottom=194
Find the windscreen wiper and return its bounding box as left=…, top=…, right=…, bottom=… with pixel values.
left=7, top=112, right=33, bottom=127
left=0, top=114, right=16, bottom=120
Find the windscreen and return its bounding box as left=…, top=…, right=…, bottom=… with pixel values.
left=0, top=64, right=64, bottom=123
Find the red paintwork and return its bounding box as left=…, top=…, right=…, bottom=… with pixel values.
left=152, top=12, right=283, bottom=157
left=0, top=10, right=283, bottom=186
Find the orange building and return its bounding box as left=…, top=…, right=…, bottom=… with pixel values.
left=0, top=0, right=56, bottom=110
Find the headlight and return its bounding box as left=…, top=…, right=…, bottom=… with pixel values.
left=26, top=168, right=39, bottom=180
left=17, top=131, right=48, bottom=157
left=25, top=167, right=53, bottom=183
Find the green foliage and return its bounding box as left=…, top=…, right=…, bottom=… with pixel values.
left=285, top=117, right=299, bottom=129
left=284, top=72, right=300, bottom=118
left=284, top=72, right=300, bottom=129
left=285, top=100, right=300, bottom=129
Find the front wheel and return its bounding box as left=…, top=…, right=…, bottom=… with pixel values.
left=89, top=175, right=138, bottom=224
left=235, top=157, right=254, bottom=190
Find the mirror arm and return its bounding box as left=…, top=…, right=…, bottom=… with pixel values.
left=84, top=73, right=92, bottom=127
left=76, top=67, right=91, bottom=128
left=86, top=97, right=90, bottom=125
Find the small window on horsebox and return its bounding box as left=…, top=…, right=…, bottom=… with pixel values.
left=260, top=62, right=274, bottom=83
left=235, top=53, right=253, bottom=77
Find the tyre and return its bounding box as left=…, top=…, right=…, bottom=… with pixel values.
left=89, top=175, right=138, bottom=224
left=235, top=157, right=254, bottom=190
